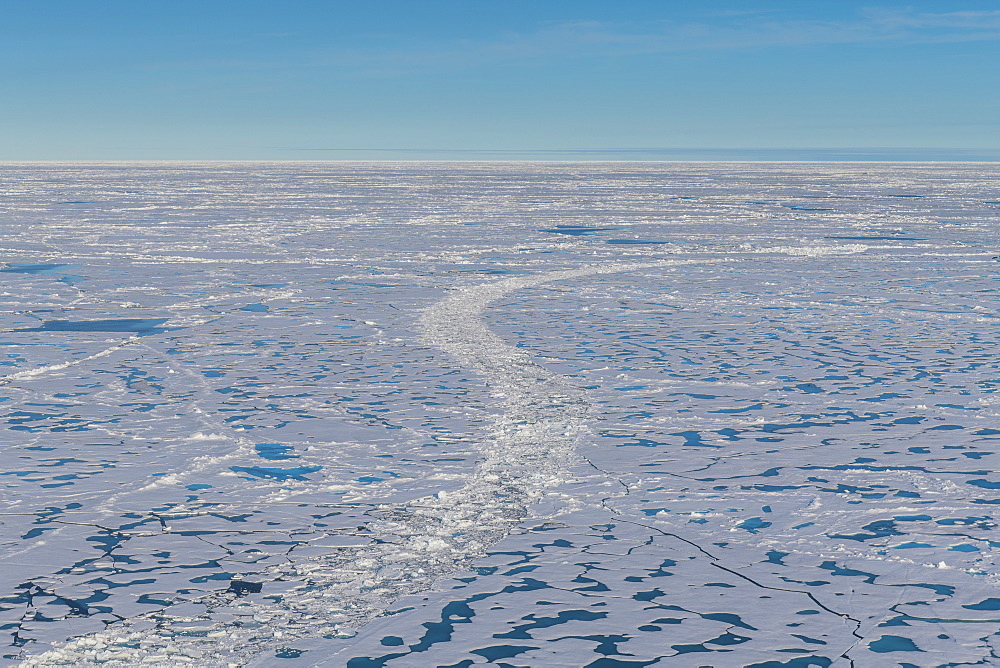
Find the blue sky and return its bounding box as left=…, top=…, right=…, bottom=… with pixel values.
left=3, top=1, right=999, bottom=160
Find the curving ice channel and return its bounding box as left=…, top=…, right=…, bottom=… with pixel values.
left=24, top=259, right=700, bottom=666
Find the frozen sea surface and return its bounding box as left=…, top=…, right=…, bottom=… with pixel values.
left=1, top=161, right=1000, bottom=666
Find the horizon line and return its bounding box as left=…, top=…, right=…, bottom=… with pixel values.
left=5, top=147, right=1000, bottom=163
left=273, top=147, right=1000, bottom=153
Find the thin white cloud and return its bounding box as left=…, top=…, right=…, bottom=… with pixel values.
left=331, top=7, right=1000, bottom=75
left=480, top=8, right=1000, bottom=57
left=131, top=7, right=1000, bottom=78
left=864, top=9, right=1000, bottom=29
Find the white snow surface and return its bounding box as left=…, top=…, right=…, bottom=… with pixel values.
left=1, top=161, right=1000, bottom=665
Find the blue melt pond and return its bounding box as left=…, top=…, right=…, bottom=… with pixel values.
left=230, top=465, right=321, bottom=481
left=737, top=517, right=772, bottom=533
left=255, top=443, right=298, bottom=461
left=869, top=635, right=922, bottom=653
left=2, top=263, right=74, bottom=275
left=963, top=598, right=1000, bottom=610
left=240, top=303, right=270, bottom=313
left=20, top=319, right=171, bottom=335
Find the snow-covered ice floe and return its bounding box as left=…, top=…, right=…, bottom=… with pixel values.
left=2, top=161, right=1000, bottom=665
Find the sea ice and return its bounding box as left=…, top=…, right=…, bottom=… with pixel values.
left=1, top=161, right=999, bottom=665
